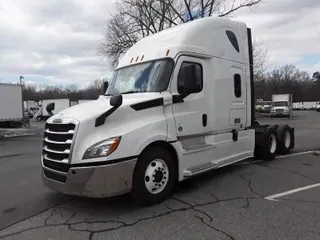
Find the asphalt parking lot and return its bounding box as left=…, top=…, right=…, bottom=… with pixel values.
left=0, top=111, right=320, bottom=240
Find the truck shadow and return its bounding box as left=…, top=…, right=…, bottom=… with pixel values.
left=67, top=162, right=248, bottom=210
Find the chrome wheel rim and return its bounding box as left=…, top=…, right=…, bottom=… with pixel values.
left=144, top=159, right=169, bottom=194
left=269, top=134, right=277, bottom=153
left=284, top=131, right=291, bottom=148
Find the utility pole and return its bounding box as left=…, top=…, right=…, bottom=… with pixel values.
left=19, top=76, right=24, bottom=85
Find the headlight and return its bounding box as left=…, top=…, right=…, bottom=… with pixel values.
left=83, top=137, right=121, bottom=159
left=284, top=108, right=289, bottom=112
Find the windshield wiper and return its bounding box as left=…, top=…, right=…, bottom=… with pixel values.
left=121, top=91, right=141, bottom=94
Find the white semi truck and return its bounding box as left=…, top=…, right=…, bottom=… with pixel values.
left=41, top=17, right=295, bottom=205
left=35, top=99, right=73, bottom=121
left=270, top=94, right=292, bottom=118
left=0, top=83, right=24, bottom=127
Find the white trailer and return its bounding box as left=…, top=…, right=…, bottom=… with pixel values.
left=303, top=102, right=317, bottom=110
left=316, top=102, right=320, bottom=112
left=41, top=17, right=295, bottom=206
left=292, top=102, right=299, bottom=110
left=0, top=83, right=23, bottom=127
left=36, top=99, right=71, bottom=121
left=271, top=94, right=292, bottom=118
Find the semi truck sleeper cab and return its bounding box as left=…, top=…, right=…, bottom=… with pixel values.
left=41, top=17, right=295, bottom=206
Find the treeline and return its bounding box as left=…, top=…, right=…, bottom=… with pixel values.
left=22, top=79, right=105, bottom=101
left=18, top=65, right=320, bottom=102
left=255, top=65, right=320, bottom=102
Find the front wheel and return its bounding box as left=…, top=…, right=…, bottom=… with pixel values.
left=132, top=147, right=177, bottom=206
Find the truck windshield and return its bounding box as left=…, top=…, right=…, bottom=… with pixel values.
left=274, top=101, right=288, bottom=107
left=106, top=59, right=174, bottom=96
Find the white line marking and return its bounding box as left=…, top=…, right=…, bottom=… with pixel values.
left=265, top=183, right=320, bottom=201
left=276, top=151, right=313, bottom=159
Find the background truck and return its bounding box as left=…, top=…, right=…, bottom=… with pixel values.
left=260, top=101, right=272, bottom=113
left=35, top=99, right=72, bottom=121
left=271, top=94, right=292, bottom=118
left=41, top=17, right=295, bottom=206
left=23, top=100, right=39, bottom=118
left=0, top=83, right=24, bottom=128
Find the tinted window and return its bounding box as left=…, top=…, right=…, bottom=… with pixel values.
left=226, top=30, right=240, bottom=52
left=178, top=62, right=203, bottom=94
left=234, top=74, right=241, bottom=98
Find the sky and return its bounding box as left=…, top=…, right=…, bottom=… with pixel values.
left=0, top=0, right=319, bottom=87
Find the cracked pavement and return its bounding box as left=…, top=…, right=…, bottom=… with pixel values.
left=1, top=150, right=320, bottom=240
left=1, top=111, right=320, bottom=240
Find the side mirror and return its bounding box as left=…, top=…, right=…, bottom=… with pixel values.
left=103, top=81, right=109, bottom=93
left=46, top=102, right=55, bottom=116
left=110, top=95, right=123, bottom=108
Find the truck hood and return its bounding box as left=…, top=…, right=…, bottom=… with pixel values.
left=51, top=93, right=163, bottom=122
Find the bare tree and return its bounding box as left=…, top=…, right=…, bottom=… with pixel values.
left=99, top=0, right=263, bottom=66
left=252, top=39, right=268, bottom=79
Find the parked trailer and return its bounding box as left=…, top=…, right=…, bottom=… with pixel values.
left=0, top=83, right=23, bottom=128
left=316, top=102, right=320, bottom=112
left=41, top=17, right=295, bottom=206
left=36, top=99, right=72, bottom=121
left=303, top=102, right=317, bottom=110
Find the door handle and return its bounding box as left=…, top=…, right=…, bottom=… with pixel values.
left=202, top=114, right=207, bottom=127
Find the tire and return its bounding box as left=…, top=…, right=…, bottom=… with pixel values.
left=132, top=147, right=177, bottom=206
left=254, top=127, right=278, bottom=161
left=276, top=125, right=292, bottom=154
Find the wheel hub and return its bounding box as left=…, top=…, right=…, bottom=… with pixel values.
left=154, top=170, right=163, bottom=183
left=145, top=159, right=169, bottom=194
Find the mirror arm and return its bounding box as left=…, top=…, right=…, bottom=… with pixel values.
left=95, top=95, right=123, bottom=127
left=172, top=92, right=190, bottom=104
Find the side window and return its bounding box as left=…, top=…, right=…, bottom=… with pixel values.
left=226, top=30, right=239, bottom=52
left=177, top=62, right=203, bottom=94
left=234, top=74, right=241, bottom=98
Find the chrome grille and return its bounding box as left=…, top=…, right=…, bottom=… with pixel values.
left=42, top=119, right=79, bottom=182
left=276, top=109, right=284, bottom=113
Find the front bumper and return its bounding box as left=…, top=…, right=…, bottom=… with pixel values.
left=270, top=112, right=289, bottom=116
left=42, top=159, right=137, bottom=198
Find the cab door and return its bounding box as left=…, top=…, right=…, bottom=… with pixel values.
left=170, top=56, right=208, bottom=137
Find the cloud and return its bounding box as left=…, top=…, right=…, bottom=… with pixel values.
left=0, top=0, right=319, bottom=85
left=234, top=0, right=320, bottom=73
left=0, top=0, right=115, bottom=84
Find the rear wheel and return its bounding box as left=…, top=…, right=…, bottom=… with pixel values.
left=254, top=128, right=278, bottom=160
left=277, top=125, right=292, bottom=154
left=132, top=147, right=176, bottom=206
